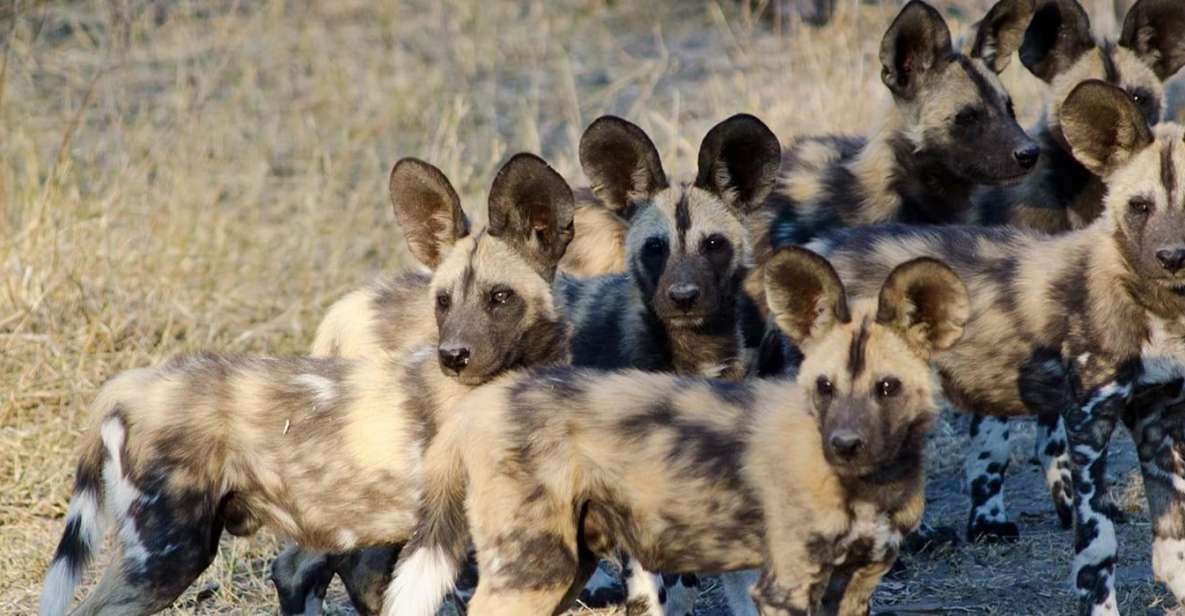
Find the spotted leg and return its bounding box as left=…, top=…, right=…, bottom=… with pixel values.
left=1128, top=379, right=1185, bottom=605
left=965, top=414, right=1019, bottom=542
left=1035, top=412, right=1076, bottom=529
left=1065, top=382, right=1131, bottom=616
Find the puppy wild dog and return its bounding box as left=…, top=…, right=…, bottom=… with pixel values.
left=270, top=113, right=781, bottom=616
left=806, top=81, right=1185, bottom=614
left=962, top=0, right=1185, bottom=545
left=559, top=113, right=780, bottom=380
left=37, top=153, right=576, bottom=616
left=386, top=247, right=969, bottom=616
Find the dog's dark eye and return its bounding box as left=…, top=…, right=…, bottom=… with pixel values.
left=643, top=237, right=666, bottom=255
left=490, top=288, right=514, bottom=305
left=704, top=234, right=729, bottom=253
left=955, top=107, right=981, bottom=126
left=1006, top=99, right=1016, bottom=120
left=876, top=377, right=902, bottom=399
left=436, top=293, right=451, bottom=311
left=1129, top=197, right=1153, bottom=216
left=816, top=376, right=835, bottom=397
left=1128, top=87, right=1159, bottom=123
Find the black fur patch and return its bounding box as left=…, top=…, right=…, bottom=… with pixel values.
left=1100, top=42, right=1120, bottom=85
left=847, top=322, right=870, bottom=378
left=489, top=530, right=579, bottom=591
left=1163, top=140, right=1177, bottom=198
left=674, top=193, right=691, bottom=251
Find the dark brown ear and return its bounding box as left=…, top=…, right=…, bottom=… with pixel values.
left=578, top=116, right=668, bottom=214
left=389, top=158, right=469, bottom=270
left=764, top=247, right=851, bottom=348
left=876, top=257, right=969, bottom=355
left=487, top=153, right=576, bottom=281
left=1019, top=0, right=1094, bottom=83
left=969, top=0, right=1036, bottom=73
left=693, top=114, right=782, bottom=214
left=1120, top=0, right=1185, bottom=82
left=1060, top=80, right=1155, bottom=176
left=880, top=1, right=954, bottom=100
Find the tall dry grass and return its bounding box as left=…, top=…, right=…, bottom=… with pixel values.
left=0, top=0, right=1136, bottom=613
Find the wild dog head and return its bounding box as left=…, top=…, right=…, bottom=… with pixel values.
left=390, top=154, right=575, bottom=385
left=881, top=0, right=1039, bottom=184
left=1020, top=0, right=1185, bottom=148
left=579, top=114, right=780, bottom=328
left=764, top=247, right=969, bottom=476
left=1062, top=80, right=1185, bottom=291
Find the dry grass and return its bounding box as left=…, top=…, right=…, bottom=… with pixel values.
left=1, top=0, right=1179, bottom=614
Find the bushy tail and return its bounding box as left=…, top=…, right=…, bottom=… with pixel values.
left=382, top=435, right=470, bottom=616
left=39, top=424, right=109, bottom=616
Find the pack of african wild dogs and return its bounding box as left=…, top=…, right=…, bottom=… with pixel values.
left=36, top=0, right=1185, bottom=614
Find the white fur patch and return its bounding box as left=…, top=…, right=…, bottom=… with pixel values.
left=622, top=564, right=662, bottom=613
left=292, top=374, right=337, bottom=408
left=39, top=559, right=78, bottom=616
left=382, top=547, right=457, bottom=616
left=335, top=529, right=358, bottom=550
left=1153, top=537, right=1185, bottom=601
left=100, top=417, right=149, bottom=571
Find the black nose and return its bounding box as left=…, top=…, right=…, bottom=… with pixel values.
left=438, top=346, right=471, bottom=374
left=667, top=284, right=701, bottom=311
left=1157, top=248, right=1185, bottom=273
left=829, top=432, right=864, bottom=460
left=1013, top=143, right=1039, bottom=169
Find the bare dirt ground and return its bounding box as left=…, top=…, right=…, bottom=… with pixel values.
left=3, top=1, right=1184, bottom=614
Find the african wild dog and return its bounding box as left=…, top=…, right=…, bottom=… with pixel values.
left=961, top=0, right=1185, bottom=545
left=384, top=246, right=968, bottom=616
left=270, top=113, right=781, bottom=616
left=560, top=113, right=779, bottom=380
left=746, top=0, right=1037, bottom=303
left=37, top=153, right=576, bottom=616
left=804, top=80, right=1185, bottom=615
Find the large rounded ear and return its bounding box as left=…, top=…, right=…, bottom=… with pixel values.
left=879, top=1, right=954, bottom=100
left=693, top=114, right=781, bottom=214
left=487, top=153, right=576, bottom=281
left=1060, top=80, right=1155, bottom=177
left=1019, top=0, right=1094, bottom=83
left=876, top=257, right=969, bottom=355
left=389, top=158, right=470, bottom=270
left=764, top=247, right=850, bottom=348
left=1120, top=0, right=1185, bottom=82
left=968, top=0, right=1035, bottom=74
left=578, top=116, right=668, bottom=214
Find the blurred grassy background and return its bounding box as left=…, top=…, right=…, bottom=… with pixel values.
left=2, top=0, right=1181, bottom=613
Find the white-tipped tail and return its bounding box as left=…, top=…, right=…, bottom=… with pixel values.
left=382, top=546, right=459, bottom=616
left=39, top=487, right=105, bottom=616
